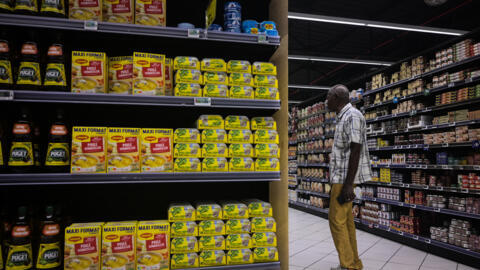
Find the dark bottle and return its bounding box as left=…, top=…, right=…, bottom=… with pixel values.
left=35, top=206, right=61, bottom=270
left=43, top=41, right=67, bottom=92
left=5, top=206, right=33, bottom=270
left=14, top=0, right=38, bottom=14
left=8, top=108, right=35, bottom=173
left=16, top=36, right=41, bottom=91
left=32, top=125, right=41, bottom=171
left=44, top=109, right=69, bottom=172
left=0, top=0, right=13, bottom=13
left=1, top=207, right=11, bottom=270
left=0, top=123, right=6, bottom=172
left=0, top=32, right=13, bottom=89
left=40, top=0, right=64, bottom=17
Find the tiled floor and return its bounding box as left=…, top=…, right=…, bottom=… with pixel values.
left=288, top=208, right=478, bottom=270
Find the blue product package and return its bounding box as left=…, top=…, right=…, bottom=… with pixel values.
left=260, top=21, right=277, bottom=31
left=178, top=23, right=195, bottom=29
left=224, top=11, right=241, bottom=20
left=224, top=1, right=241, bottom=12
left=244, top=27, right=259, bottom=34
left=242, top=20, right=258, bottom=31
left=264, top=29, right=279, bottom=37
left=208, top=24, right=223, bottom=31
left=224, top=20, right=241, bottom=28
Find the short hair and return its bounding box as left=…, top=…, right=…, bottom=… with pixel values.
left=329, top=84, right=350, bottom=103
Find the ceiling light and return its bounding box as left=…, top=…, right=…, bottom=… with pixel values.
left=289, top=84, right=330, bottom=90
left=366, top=23, right=463, bottom=36
left=287, top=14, right=366, bottom=26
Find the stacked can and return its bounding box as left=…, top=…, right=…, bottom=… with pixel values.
left=224, top=1, right=242, bottom=33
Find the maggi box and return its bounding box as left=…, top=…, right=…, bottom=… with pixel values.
left=71, top=126, right=107, bottom=173
left=108, top=56, right=133, bottom=94
left=133, top=52, right=165, bottom=96
left=103, top=0, right=134, bottom=24
left=140, top=128, right=173, bottom=172
left=101, top=222, right=136, bottom=270
left=175, top=69, right=203, bottom=85
left=107, top=128, right=140, bottom=173
left=69, top=0, right=102, bottom=21
left=64, top=223, right=103, bottom=270
left=71, top=51, right=107, bottom=93
left=135, top=0, right=166, bottom=26
left=136, top=220, right=170, bottom=270
left=203, top=72, right=228, bottom=85
left=254, top=75, right=278, bottom=88
left=229, top=73, right=254, bottom=87
left=255, top=87, right=279, bottom=100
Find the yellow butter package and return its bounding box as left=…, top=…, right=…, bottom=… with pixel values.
left=108, top=56, right=133, bottom=94
left=227, top=249, right=253, bottom=265
left=71, top=126, right=107, bottom=173
left=229, top=86, right=254, bottom=99
left=133, top=52, right=165, bottom=96
left=221, top=201, right=248, bottom=219
left=103, top=0, right=134, bottom=24
left=251, top=217, right=276, bottom=232
left=196, top=202, right=223, bottom=220
left=202, top=158, right=228, bottom=172
left=255, top=87, right=279, bottom=100
left=251, top=117, right=277, bottom=130
left=174, top=128, right=200, bottom=143
left=252, top=232, right=277, bottom=248
left=253, top=247, right=278, bottom=262
left=254, top=130, right=279, bottom=144
left=168, top=203, right=196, bottom=222
left=199, top=250, right=226, bottom=267
left=71, top=51, right=107, bottom=93
left=202, top=143, right=228, bottom=158
left=174, top=158, right=201, bottom=172
left=203, top=84, right=228, bottom=98
left=136, top=221, right=170, bottom=270
left=255, top=158, right=280, bottom=172
left=173, top=56, right=200, bottom=70
left=201, top=58, right=227, bottom=72
left=64, top=223, right=102, bottom=270
left=69, top=0, right=102, bottom=21
left=255, top=75, right=278, bottom=88
left=228, top=144, right=254, bottom=157
left=170, top=221, right=198, bottom=237
left=102, top=222, right=136, bottom=270
left=244, top=199, right=273, bottom=217
left=175, top=69, right=203, bottom=84
left=165, top=58, right=173, bottom=95
left=203, top=72, right=228, bottom=85
left=225, top=115, right=250, bottom=130
left=197, top=115, right=224, bottom=130
left=229, top=73, right=254, bottom=87
left=227, top=60, right=251, bottom=73
left=225, top=234, right=252, bottom=250
left=201, top=129, right=227, bottom=143
left=175, top=83, right=202, bottom=97
left=252, top=62, right=277, bottom=75
left=225, top=219, right=251, bottom=234
left=171, top=253, right=198, bottom=269
left=174, top=143, right=201, bottom=158
left=198, top=236, right=225, bottom=251
left=171, top=237, right=198, bottom=254
left=229, top=157, right=254, bottom=172
left=140, top=128, right=173, bottom=173
left=135, top=0, right=166, bottom=26
left=255, top=144, right=280, bottom=158
left=107, top=128, right=140, bottom=173
left=228, top=129, right=253, bottom=143
left=198, top=220, right=225, bottom=236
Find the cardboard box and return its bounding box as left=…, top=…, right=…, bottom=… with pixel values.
left=107, top=128, right=140, bottom=173
left=108, top=56, right=133, bottom=94
left=69, top=0, right=102, bottom=21
left=136, top=221, right=170, bottom=270
left=135, top=0, right=166, bottom=26
left=133, top=52, right=165, bottom=96
left=101, top=222, right=137, bottom=270
left=71, top=51, right=107, bottom=93
left=71, top=126, right=107, bottom=173
left=64, top=223, right=103, bottom=270
left=140, top=128, right=173, bottom=172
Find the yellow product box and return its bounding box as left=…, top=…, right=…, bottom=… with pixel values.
left=173, top=57, right=200, bottom=70
left=252, top=232, right=277, bottom=247
left=252, top=62, right=277, bottom=75
left=71, top=51, right=107, bottom=93
left=255, top=144, right=280, bottom=158
left=244, top=199, right=273, bottom=217
left=103, top=0, right=134, bottom=23
left=225, top=219, right=251, bottom=234
left=197, top=115, right=224, bottom=130
left=133, top=52, right=165, bottom=96
left=202, top=158, right=228, bottom=172
left=174, top=143, right=201, bottom=158
left=254, top=130, right=279, bottom=144
left=199, top=250, right=226, bottom=267
left=170, top=253, right=198, bottom=269
left=225, top=234, right=252, bottom=250
left=174, top=83, right=202, bottom=97
left=225, top=115, right=250, bottom=130
left=174, top=158, right=201, bottom=172
left=170, top=221, right=198, bottom=237
left=229, top=86, right=254, bottom=99
left=227, top=249, right=253, bottom=265
left=101, top=222, right=136, bottom=270
left=251, top=217, right=276, bottom=232
left=221, top=201, right=248, bottom=219
left=71, top=126, right=107, bottom=173
left=198, top=236, right=225, bottom=251
left=201, top=129, right=227, bottom=143
left=228, top=144, right=254, bottom=158
left=196, top=202, right=223, bottom=220
left=174, top=129, right=200, bottom=143
left=168, top=203, right=196, bottom=222
left=175, top=69, right=203, bottom=84
left=228, top=130, right=253, bottom=143
left=227, top=60, right=251, bottom=74
left=203, top=72, right=228, bottom=85
left=255, top=75, right=278, bottom=88
left=255, top=158, right=280, bottom=171
left=255, top=87, right=279, bottom=100
left=136, top=220, right=170, bottom=270
left=165, top=58, right=173, bottom=96
left=69, top=0, right=102, bottom=21
left=135, top=0, right=166, bottom=26
left=202, top=143, right=228, bottom=158
left=229, top=73, right=254, bottom=87
left=107, top=128, right=140, bottom=173
left=253, top=247, right=278, bottom=262
left=108, top=56, right=133, bottom=94
left=140, top=128, right=173, bottom=173
left=201, top=58, right=227, bottom=72
left=229, top=157, right=254, bottom=172
left=64, top=223, right=103, bottom=270
left=251, top=117, right=277, bottom=130
left=203, top=84, right=228, bottom=98
left=198, top=220, right=225, bottom=236
left=170, top=237, right=198, bottom=254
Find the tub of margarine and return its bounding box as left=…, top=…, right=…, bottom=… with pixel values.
left=175, top=69, right=203, bottom=84
left=229, top=72, right=254, bottom=87
left=254, top=130, right=279, bottom=143
left=197, top=115, right=225, bottom=129
left=244, top=199, right=273, bottom=217
left=199, top=250, right=226, bottom=267
left=202, top=157, right=228, bottom=172
left=221, top=201, right=248, bottom=219
left=255, top=143, right=280, bottom=158
left=174, top=158, right=201, bottom=172
left=202, top=129, right=227, bottom=143
left=255, top=75, right=278, bottom=88
left=255, top=158, right=280, bottom=172
left=252, top=232, right=277, bottom=247
left=202, top=143, right=228, bottom=157
left=196, top=202, right=223, bottom=220
left=229, top=144, right=254, bottom=157
left=255, top=87, right=279, bottom=100
left=174, top=128, right=200, bottom=143
left=174, top=56, right=199, bottom=70
left=168, top=203, right=196, bottom=222
left=226, top=234, right=252, bottom=250
left=175, top=83, right=202, bottom=97
left=225, top=115, right=250, bottom=130
left=229, top=157, right=254, bottom=172
left=252, top=62, right=277, bottom=75
left=203, top=84, right=228, bottom=98
left=227, top=60, right=251, bottom=73
left=253, top=247, right=278, bottom=262
left=201, top=58, right=227, bottom=72
left=251, top=117, right=277, bottom=130
left=174, top=143, right=201, bottom=158
left=198, top=220, right=225, bottom=236
left=228, top=130, right=253, bottom=143
left=171, top=253, right=199, bottom=269
left=204, top=71, right=228, bottom=85
left=230, top=86, right=254, bottom=99
left=225, top=219, right=251, bottom=234
left=227, top=249, right=253, bottom=265
left=170, top=221, right=198, bottom=237
left=251, top=217, right=276, bottom=232
left=171, top=236, right=198, bottom=254
left=199, top=236, right=225, bottom=251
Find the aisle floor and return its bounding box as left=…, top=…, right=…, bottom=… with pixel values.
left=288, top=208, right=478, bottom=270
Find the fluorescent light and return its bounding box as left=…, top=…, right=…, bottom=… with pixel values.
left=289, top=84, right=330, bottom=90
left=366, top=23, right=464, bottom=36
left=288, top=14, right=366, bottom=26
left=288, top=100, right=302, bottom=104
left=288, top=55, right=393, bottom=66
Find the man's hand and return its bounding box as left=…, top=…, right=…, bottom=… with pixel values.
left=341, top=184, right=355, bottom=202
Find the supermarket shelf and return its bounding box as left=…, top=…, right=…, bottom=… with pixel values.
left=288, top=156, right=297, bottom=160
left=297, top=163, right=330, bottom=168
left=0, top=90, right=281, bottom=110
left=297, top=150, right=332, bottom=155
left=179, top=262, right=281, bottom=270
left=297, top=177, right=329, bottom=183
left=297, top=135, right=333, bottom=143
left=368, top=142, right=473, bottom=152
left=364, top=181, right=480, bottom=195
left=296, top=190, right=330, bottom=198
left=0, top=172, right=281, bottom=186
left=0, top=14, right=280, bottom=46
left=288, top=141, right=297, bottom=145
left=363, top=92, right=424, bottom=111
left=297, top=111, right=327, bottom=121
left=371, top=163, right=480, bottom=171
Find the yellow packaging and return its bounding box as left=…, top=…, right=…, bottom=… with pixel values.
left=198, top=236, right=225, bottom=251
left=170, top=237, right=198, bottom=254
left=135, top=0, right=166, bottom=26
left=229, top=73, right=254, bottom=87
left=133, top=52, right=165, bottom=96
left=225, top=219, right=251, bottom=234
left=165, top=58, right=173, bottom=96
left=136, top=220, right=170, bottom=270
left=255, top=87, right=279, bottom=100
left=197, top=115, right=224, bottom=130
left=252, top=62, right=277, bottom=75
left=203, top=84, right=228, bottom=98
left=103, top=0, right=134, bottom=23
left=69, top=0, right=102, bottom=21
left=227, top=60, right=251, bottom=74
left=174, top=83, right=202, bottom=97
left=201, top=129, right=227, bottom=143
left=228, top=144, right=254, bottom=158
left=196, top=202, right=222, bottom=220
left=201, top=58, right=227, bottom=72
left=229, top=157, right=254, bottom=172
left=107, top=128, right=140, bottom=173
left=108, top=56, right=133, bottom=94
left=229, top=86, right=254, bottom=99
left=225, top=234, right=252, bottom=250
left=252, top=232, right=277, bottom=247
left=228, top=130, right=253, bottom=143
left=255, top=158, right=280, bottom=171
left=203, top=72, right=228, bottom=85
left=251, top=117, right=277, bottom=130
left=170, top=253, right=198, bottom=269
left=174, top=143, right=201, bottom=158
left=64, top=223, right=102, bottom=270
left=202, top=158, right=228, bottom=172
left=140, top=128, right=173, bottom=173
left=174, top=129, right=200, bottom=143
left=227, top=249, right=253, bottom=265
left=253, top=247, right=278, bottom=262
left=170, top=221, right=198, bottom=237
left=71, top=51, right=107, bottom=93
left=71, top=126, right=107, bottom=173
left=174, top=158, right=201, bottom=172
left=202, top=143, right=227, bottom=158
left=199, top=250, right=226, bottom=267
left=225, top=115, right=250, bottom=130
left=255, top=144, right=280, bottom=158
left=254, top=130, right=279, bottom=143
left=255, top=75, right=278, bottom=88
left=175, top=69, right=202, bottom=84
left=173, top=57, right=199, bottom=70
left=221, top=201, right=248, bottom=219
left=101, top=222, right=136, bottom=270
left=251, top=217, right=276, bottom=232
left=168, top=203, right=196, bottom=222
left=198, top=220, right=225, bottom=236
left=244, top=199, right=273, bottom=217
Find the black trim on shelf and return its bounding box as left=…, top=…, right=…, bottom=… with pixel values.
left=178, top=262, right=281, bottom=270
left=363, top=181, right=480, bottom=195
left=296, top=190, right=330, bottom=198
left=297, top=150, right=332, bottom=155
left=297, top=177, right=329, bottom=183
left=288, top=141, right=297, bottom=145
left=371, top=164, right=480, bottom=171
left=296, top=111, right=327, bottom=121
left=297, top=163, right=330, bottom=168
left=297, top=135, right=333, bottom=143
left=367, top=120, right=480, bottom=138
left=368, top=142, right=473, bottom=152
left=363, top=92, right=423, bottom=111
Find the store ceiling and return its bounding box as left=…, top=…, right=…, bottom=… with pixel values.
left=288, top=0, right=480, bottom=102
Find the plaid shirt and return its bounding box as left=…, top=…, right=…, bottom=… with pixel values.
left=330, top=103, right=372, bottom=184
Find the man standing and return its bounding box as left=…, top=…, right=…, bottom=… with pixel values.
left=327, top=84, right=372, bottom=270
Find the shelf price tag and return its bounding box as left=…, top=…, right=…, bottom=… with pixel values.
left=472, top=140, right=480, bottom=149
left=411, top=204, right=416, bottom=209
left=258, top=33, right=268, bottom=43
left=84, top=20, right=98, bottom=31
left=426, top=239, right=431, bottom=244
left=410, top=110, right=417, bottom=116
left=461, top=188, right=469, bottom=193
left=399, top=232, right=404, bottom=236
left=474, top=165, right=480, bottom=170
left=434, top=208, right=441, bottom=212
left=188, top=29, right=200, bottom=38
left=424, top=89, right=430, bottom=96
left=448, top=82, right=455, bottom=87
left=465, top=78, right=473, bottom=83
left=0, top=90, right=13, bottom=100
left=437, top=186, right=443, bottom=191
left=194, top=97, right=211, bottom=106
left=413, top=235, right=419, bottom=240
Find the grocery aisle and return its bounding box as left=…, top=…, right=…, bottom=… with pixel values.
left=288, top=208, right=477, bottom=270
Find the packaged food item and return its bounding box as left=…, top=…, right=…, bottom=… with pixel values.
left=253, top=247, right=278, bottom=262
left=170, top=221, right=198, bottom=237
left=103, top=0, right=133, bottom=23
left=252, top=62, right=277, bottom=75
left=202, top=143, right=227, bottom=158
left=16, top=39, right=41, bottom=90
left=69, top=0, right=102, bottom=20
left=225, top=115, right=250, bottom=130
left=140, top=128, right=173, bottom=172
left=199, top=250, right=226, bottom=267
left=203, top=84, right=228, bottom=98
left=173, top=57, right=199, bottom=70
left=6, top=206, right=33, bottom=270
left=255, top=75, right=278, bottom=88
left=40, top=0, right=65, bottom=17
left=225, top=234, right=252, bottom=249
left=164, top=58, right=173, bottom=95
left=0, top=37, right=13, bottom=88
left=175, top=83, right=202, bottom=97
left=255, top=87, right=279, bottom=100
left=135, top=0, right=166, bottom=26
left=229, top=157, right=254, bottom=172
left=107, top=128, right=140, bottom=173
left=14, top=0, right=38, bottom=13
left=196, top=202, right=222, bottom=220
left=71, top=51, right=107, bottom=93
left=170, top=237, right=198, bottom=254
left=225, top=219, right=251, bottom=234
left=174, top=143, right=201, bottom=158
left=108, top=56, right=133, bottom=94
left=201, top=58, right=227, bottom=72
left=255, top=158, right=280, bottom=171
left=244, top=199, right=273, bottom=217
left=202, top=158, right=228, bottom=172
left=198, top=220, right=225, bottom=236
left=133, top=52, right=165, bottom=96
left=251, top=217, right=276, bottom=232
left=43, top=41, right=67, bottom=91
left=64, top=222, right=103, bottom=270
left=254, top=130, right=279, bottom=143
left=251, top=117, right=277, bottom=130
left=201, top=129, right=227, bottom=143
left=44, top=109, right=70, bottom=172
left=226, top=249, right=253, bottom=265
left=175, top=69, right=203, bottom=84
left=71, top=126, right=107, bottom=173
left=228, top=129, right=253, bottom=143
left=255, top=143, right=279, bottom=158
left=252, top=232, right=277, bottom=247
left=136, top=220, right=170, bottom=270
left=229, top=73, right=254, bottom=87
left=229, top=86, right=254, bottom=99
left=102, top=222, right=136, bottom=270
left=170, top=253, right=198, bottom=269
left=221, top=201, right=248, bottom=219
left=168, top=203, right=196, bottom=222
left=227, top=60, right=251, bottom=73
left=174, top=158, right=201, bottom=172
left=197, top=115, right=224, bottom=130
left=36, top=205, right=62, bottom=270
left=8, top=108, right=35, bottom=172
left=198, top=236, right=225, bottom=251
left=228, top=143, right=254, bottom=157
left=203, top=72, right=228, bottom=85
